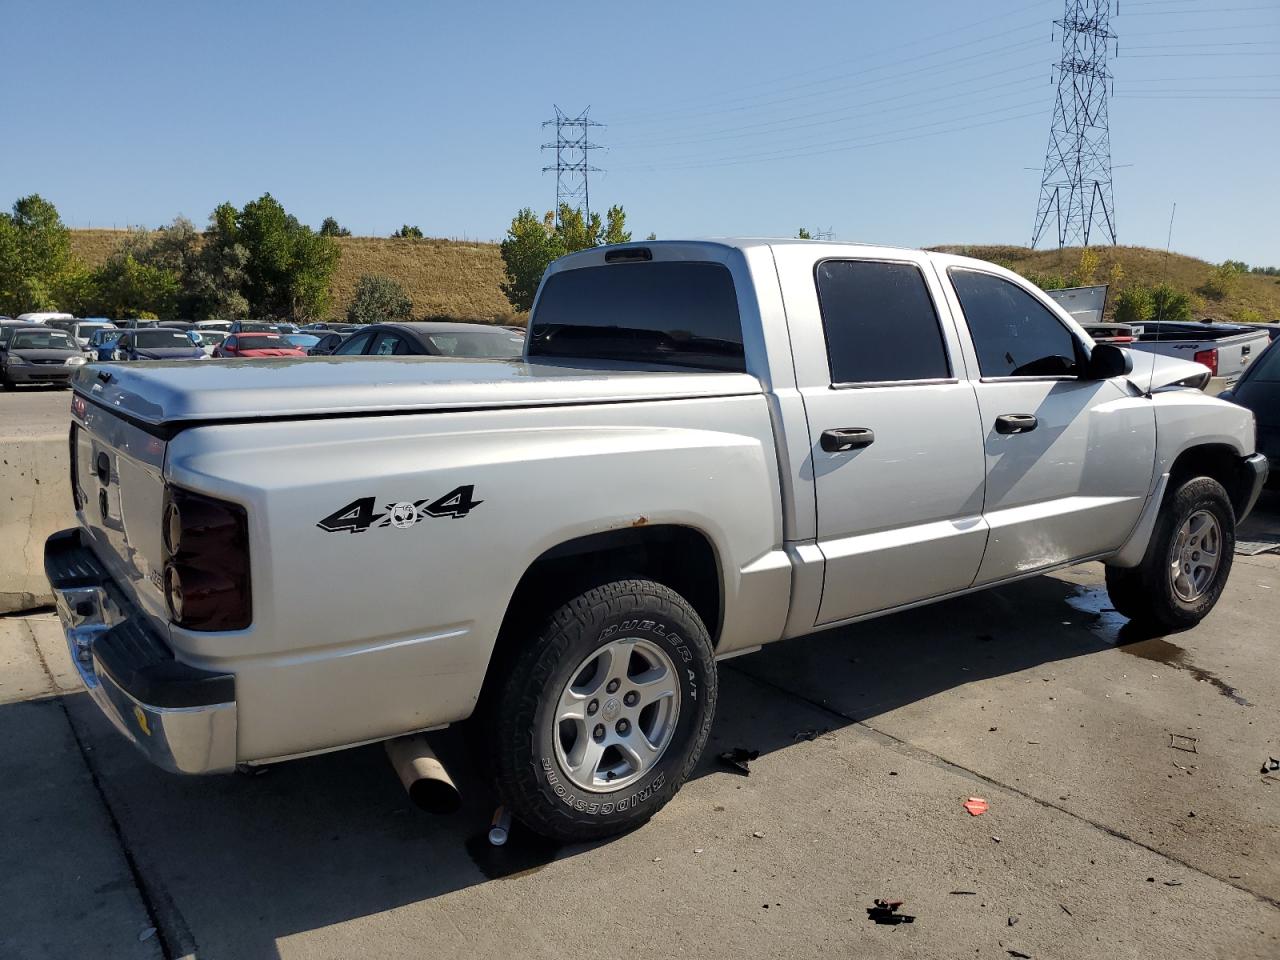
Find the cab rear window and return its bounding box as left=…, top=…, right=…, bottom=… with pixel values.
left=528, top=261, right=744, bottom=371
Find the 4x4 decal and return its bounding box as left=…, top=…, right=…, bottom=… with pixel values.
left=317, top=485, right=482, bottom=533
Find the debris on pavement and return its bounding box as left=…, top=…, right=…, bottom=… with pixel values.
left=866, top=899, right=915, bottom=925
left=1168, top=733, right=1198, bottom=753
left=1007, top=949, right=1032, bottom=959
left=949, top=890, right=978, bottom=896
left=1164, top=879, right=1183, bottom=887
left=963, top=797, right=989, bottom=816
left=1261, top=757, right=1280, bottom=774
left=1007, top=916, right=1019, bottom=927
left=752, top=830, right=765, bottom=838
left=1060, top=904, right=1073, bottom=916
left=718, top=747, right=759, bottom=775
left=792, top=728, right=825, bottom=742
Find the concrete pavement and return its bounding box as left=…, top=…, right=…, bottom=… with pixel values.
left=3, top=497, right=1278, bottom=959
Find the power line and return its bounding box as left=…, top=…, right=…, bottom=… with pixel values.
left=1032, top=0, right=1117, bottom=249
left=541, top=106, right=603, bottom=227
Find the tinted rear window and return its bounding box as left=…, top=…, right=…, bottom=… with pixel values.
left=427, top=331, right=525, bottom=358
left=816, top=260, right=950, bottom=383
left=528, top=261, right=744, bottom=371
left=134, top=329, right=196, bottom=348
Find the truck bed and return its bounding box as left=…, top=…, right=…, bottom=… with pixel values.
left=75, top=355, right=763, bottom=432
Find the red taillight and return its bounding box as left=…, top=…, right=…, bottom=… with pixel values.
left=1193, top=348, right=1218, bottom=377
left=162, top=485, right=251, bottom=630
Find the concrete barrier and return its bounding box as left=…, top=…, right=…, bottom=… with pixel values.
left=1, top=432, right=73, bottom=613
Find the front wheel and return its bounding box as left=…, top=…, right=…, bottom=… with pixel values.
left=1105, top=476, right=1236, bottom=630
left=487, top=579, right=717, bottom=843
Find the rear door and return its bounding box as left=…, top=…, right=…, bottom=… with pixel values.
left=774, top=247, right=988, bottom=625
left=940, top=265, right=1155, bottom=584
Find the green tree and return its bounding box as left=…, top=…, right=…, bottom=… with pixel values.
left=645, top=232, right=657, bottom=241
left=1200, top=261, right=1240, bottom=301
left=1113, top=286, right=1153, bottom=325
left=1072, top=247, right=1100, bottom=286
left=187, top=240, right=251, bottom=321
left=602, top=205, right=632, bottom=246
left=91, top=254, right=181, bottom=318
left=1149, top=283, right=1192, bottom=323
left=499, top=208, right=563, bottom=312
left=393, top=225, right=424, bottom=239
left=1026, top=271, right=1069, bottom=291
left=499, top=203, right=634, bottom=311
left=796, top=227, right=813, bottom=239
left=319, top=217, right=351, bottom=238
left=346, top=274, right=413, bottom=325
left=0, top=194, right=75, bottom=314
left=203, top=194, right=340, bottom=321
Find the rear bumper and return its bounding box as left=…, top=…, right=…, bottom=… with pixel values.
left=1238, top=453, right=1269, bottom=522
left=44, top=528, right=237, bottom=774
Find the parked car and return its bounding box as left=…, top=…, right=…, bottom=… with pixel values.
left=308, top=331, right=349, bottom=356
left=112, top=328, right=209, bottom=362
left=195, top=320, right=234, bottom=333
left=45, top=240, right=1267, bottom=843
left=0, top=326, right=85, bottom=388
left=285, top=333, right=321, bottom=352
left=191, top=330, right=228, bottom=357
left=303, top=322, right=359, bottom=333
left=88, top=327, right=124, bottom=361
left=1221, top=337, right=1280, bottom=487
left=1127, top=319, right=1270, bottom=391
left=1, top=319, right=48, bottom=350
left=212, top=332, right=309, bottom=358
left=119, top=318, right=162, bottom=329
left=228, top=321, right=287, bottom=335
left=49, top=318, right=117, bottom=352
left=15, top=311, right=74, bottom=324
left=330, top=321, right=526, bottom=358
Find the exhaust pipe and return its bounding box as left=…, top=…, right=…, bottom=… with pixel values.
left=385, top=734, right=461, bottom=814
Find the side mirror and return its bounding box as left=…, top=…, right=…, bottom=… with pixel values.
left=1083, top=343, right=1133, bottom=380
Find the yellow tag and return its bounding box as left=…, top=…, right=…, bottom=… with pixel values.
left=133, top=705, right=152, bottom=736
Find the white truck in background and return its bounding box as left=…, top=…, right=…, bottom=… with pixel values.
left=46, top=240, right=1267, bottom=842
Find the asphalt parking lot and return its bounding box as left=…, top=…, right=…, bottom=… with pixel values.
left=2, top=387, right=1279, bottom=959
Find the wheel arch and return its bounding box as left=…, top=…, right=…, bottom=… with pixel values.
left=477, top=524, right=725, bottom=706
left=1167, top=442, right=1254, bottom=519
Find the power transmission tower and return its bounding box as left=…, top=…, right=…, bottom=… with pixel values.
left=1031, top=0, right=1117, bottom=249
left=542, top=106, right=604, bottom=227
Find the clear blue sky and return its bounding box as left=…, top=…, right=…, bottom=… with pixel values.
left=2, top=0, right=1276, bottom=264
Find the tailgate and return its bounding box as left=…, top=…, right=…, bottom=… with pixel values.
left=72, top=395, right=171, bottom=631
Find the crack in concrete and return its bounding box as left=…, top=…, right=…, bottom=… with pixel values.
left=26, top=619, right=196, bottom=959
left=727, top=661, right=1280, bottom=912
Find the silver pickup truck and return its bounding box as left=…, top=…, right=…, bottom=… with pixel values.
left=45, top=240, right=1267, bottom=842
left=1128, top=319, right=1270, bottom=392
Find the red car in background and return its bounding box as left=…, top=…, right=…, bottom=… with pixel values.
left=212, top=332, right=309, bottom=359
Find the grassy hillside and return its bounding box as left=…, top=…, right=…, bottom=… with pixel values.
left=69, top=230, right=1279, bottom=325
left=68, top=229, right=520, bottom=323
left=931, top=244, right=1280, bottom=322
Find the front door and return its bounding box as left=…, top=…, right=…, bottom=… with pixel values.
left=943, top=266, right=1155, bottom=584
left=790, top=256, right=989, bottom=625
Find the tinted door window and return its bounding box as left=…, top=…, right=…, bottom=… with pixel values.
left=950, top=269, right=1081, bottom=377
left=529, top=261, right=744, bottom=371
left=334, top=331, right=373, bottom=355
left=815, top=260, right=950, bottom=384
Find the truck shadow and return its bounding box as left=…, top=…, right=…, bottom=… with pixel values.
left=36, top=561, right=1196, bottom=959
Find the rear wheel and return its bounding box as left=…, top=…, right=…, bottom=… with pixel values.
left=1105, top=476, right=1235, bottom=630
left=487, top=579, right=716, bottom=843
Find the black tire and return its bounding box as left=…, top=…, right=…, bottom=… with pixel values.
left=1105, top=476, right=1235, bottom=630
left=487, top=579, right=716, bottom=843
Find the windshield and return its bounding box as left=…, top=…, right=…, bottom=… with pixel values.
left=286, top=334, right=320, bottom=348
left=134, top=329, right=198, bottom=348
left=528, top=261, right=744, bottom=371
left=238, top=322, right=279, bottom=333
left=12, top=329, right=76, bottom=350
left=196, top=331, right=227, bottom=345
left=236, top=333, right=290, bottom=347
left=427, top=331, right=525, bottom=358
